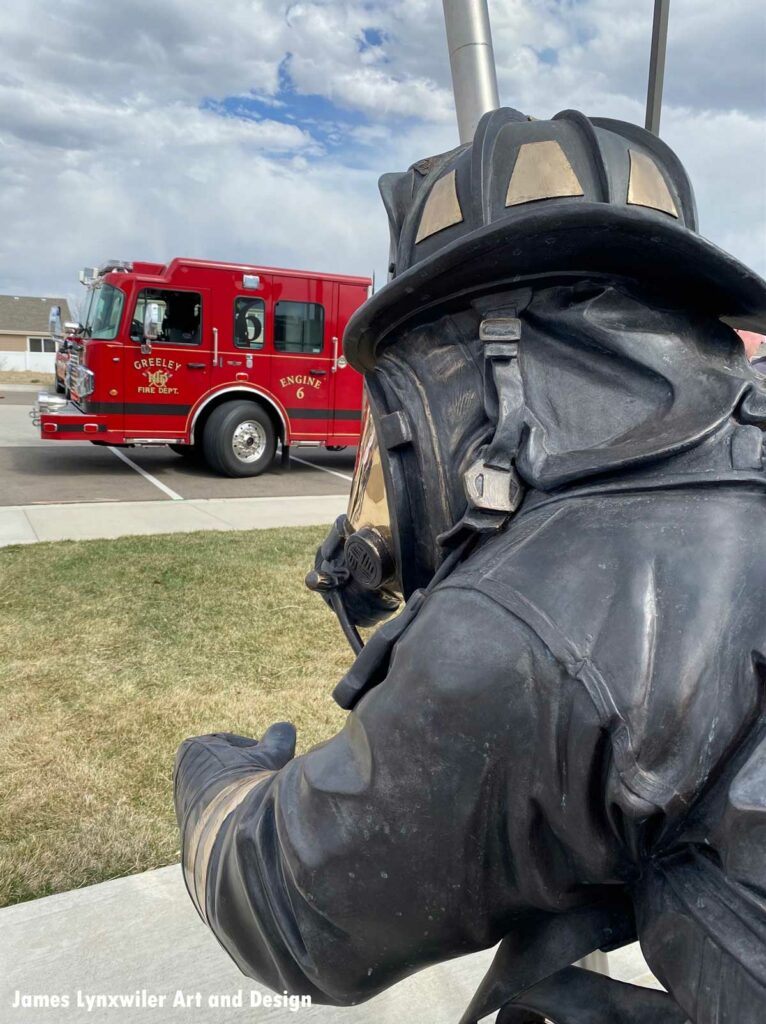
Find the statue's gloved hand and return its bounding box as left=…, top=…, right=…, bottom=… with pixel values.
left=173, top=722, right=296, bottom=830
left=305, top=514, right=398, bottom=629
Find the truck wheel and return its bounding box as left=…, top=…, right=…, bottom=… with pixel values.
left=202, top=401, right=276, bottom=477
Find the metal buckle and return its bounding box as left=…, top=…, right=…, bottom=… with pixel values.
left=463, top=457, right=523, bottom=513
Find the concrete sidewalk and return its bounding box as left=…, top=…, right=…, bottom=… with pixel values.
left=0, top=864, right=657, bottom=1024
left=0, top=493, right=348, bottom=547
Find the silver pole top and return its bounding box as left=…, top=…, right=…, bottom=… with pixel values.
left=645, top=0, right=670, bottom=135
left=443, top=0, right=501, bottom=145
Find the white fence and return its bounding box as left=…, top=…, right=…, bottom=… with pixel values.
left=0, top=350, right=56, bottom=373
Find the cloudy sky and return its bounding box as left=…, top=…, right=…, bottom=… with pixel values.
left=1, top=0, right=764, bottom=309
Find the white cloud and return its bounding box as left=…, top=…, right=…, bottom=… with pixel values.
left=0, top=0, right=763, bottom=308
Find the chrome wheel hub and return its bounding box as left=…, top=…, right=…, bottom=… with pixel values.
left=232, top=420, right=267, bottom=463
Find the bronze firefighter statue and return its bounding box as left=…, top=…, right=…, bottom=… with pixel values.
left=174, top=108, right=766, bottom=1022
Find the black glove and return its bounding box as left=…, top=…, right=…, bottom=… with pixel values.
left=174, top=722, right=296, bottom=830
left=305, top=515, right=399, bottom=629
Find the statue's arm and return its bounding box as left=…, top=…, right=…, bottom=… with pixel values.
left=174, top=588, right=601, bottom=1005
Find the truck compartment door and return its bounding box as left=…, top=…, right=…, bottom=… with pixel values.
left=331, top=281, right=366, bottom=440
left=269, top=277, right=333, bottom=439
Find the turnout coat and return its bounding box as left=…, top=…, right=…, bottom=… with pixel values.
left=175, top=103, right=766, bottom=1018
left=175, top=469, right=766, bottom=1021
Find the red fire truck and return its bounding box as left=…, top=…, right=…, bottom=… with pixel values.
left=33, top=259, right=370, bottom=476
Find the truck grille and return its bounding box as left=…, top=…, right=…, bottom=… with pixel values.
left=66, top=350, right=94, bottom=398
left=65, top=349, right=79, bottom=389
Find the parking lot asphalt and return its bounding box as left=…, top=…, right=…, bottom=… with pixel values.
left=0, top=390, right=355, bottom=507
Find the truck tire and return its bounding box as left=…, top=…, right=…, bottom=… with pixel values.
left=202, top=401, right=276, bottom=477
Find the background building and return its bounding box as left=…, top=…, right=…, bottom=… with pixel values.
left=0, top=294, right=72, bottom=373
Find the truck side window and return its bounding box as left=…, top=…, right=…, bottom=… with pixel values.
left=234, top=298, right=265, bottom=350
left=274, top=301, right=324, bottom=354
left=132, top=289, right=202, bottom=345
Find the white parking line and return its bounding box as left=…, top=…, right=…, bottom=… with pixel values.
left=291, top=455, right=354, bottom=483
left=108, top=447, right=184, bottom=501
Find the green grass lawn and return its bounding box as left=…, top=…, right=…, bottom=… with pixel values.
left=0, top=527, right=353, bottom=907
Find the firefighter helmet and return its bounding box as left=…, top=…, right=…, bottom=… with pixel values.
left=345, top=107, right=766, bottom=372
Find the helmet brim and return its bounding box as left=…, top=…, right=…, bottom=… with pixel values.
left=345, top=202, right=766, bottom=372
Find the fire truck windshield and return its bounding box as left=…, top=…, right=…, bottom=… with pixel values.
left=84, top=283, right=124, bottom=340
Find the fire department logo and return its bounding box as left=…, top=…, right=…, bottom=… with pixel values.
left=144, top=369, right=172, bottom=389
left=134, top=357, right=181, bottom=396
left=134, top=356, right=182, bottom=395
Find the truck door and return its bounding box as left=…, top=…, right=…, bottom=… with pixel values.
left=210, top=276, right=273, bottom=395
left=124, top=286, right=211, bottom=439
left=269, top=276, right=333, bottom=439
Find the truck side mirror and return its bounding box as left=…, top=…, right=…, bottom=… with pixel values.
left=142, top=302, right=162, bottom=353
left=49, top=305, right=63, bottom=339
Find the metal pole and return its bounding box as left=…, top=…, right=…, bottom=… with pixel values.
left=645, top=0, right=670, bottom=135
left=442, top=0, right=500, bottom=144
